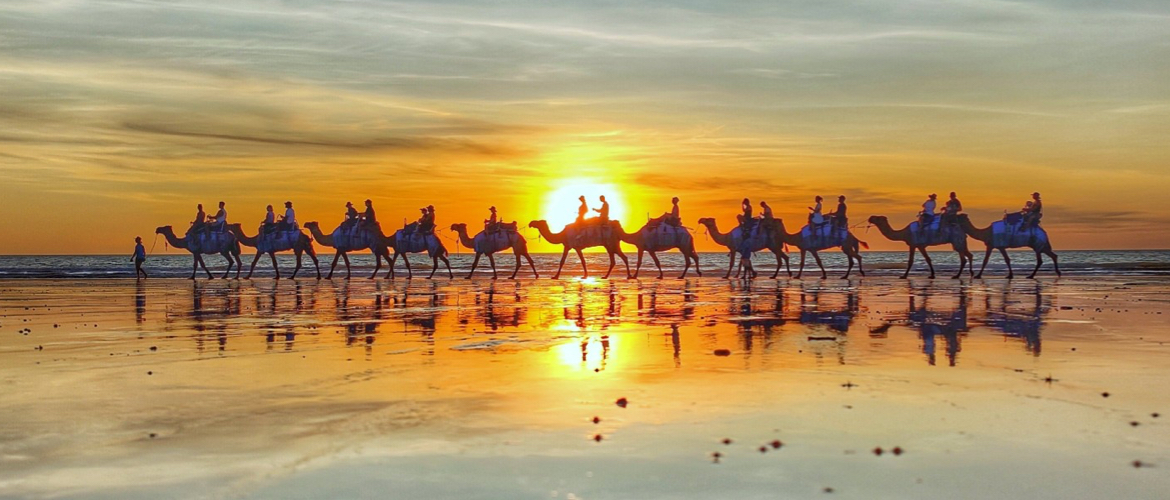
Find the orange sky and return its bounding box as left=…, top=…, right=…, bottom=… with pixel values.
left=1, top=1, right=1168, bottom=254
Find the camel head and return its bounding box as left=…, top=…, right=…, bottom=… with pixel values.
left=155, top=226, right=172, bottom=235
left=867, top=215, right=887, bottom=225
left=528, top=220, right=548, bottom=230
left=304, top=221, right=319, bottom=229
left=450, top=223, right=467, bottom=233
left=697, top=217, right=716, bottom=227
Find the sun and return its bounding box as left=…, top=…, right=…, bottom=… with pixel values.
left=542, top=179, right=627, bottom=230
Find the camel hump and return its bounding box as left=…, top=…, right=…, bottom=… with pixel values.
left=991, top=220, right=1047, bottom=248
left=258, top=229, right=301, bottom=253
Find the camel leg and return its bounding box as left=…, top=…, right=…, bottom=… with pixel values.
left=270, top=252, right=280, bottom=280
left=603, top=251, right=616, bottom=279
left=526, top=253, right=539, bottom=279
left=919, top=247, right=935, bottom=279
left=235, top=253, right=242, bottom=279
left=220, top=253, right=233, bottom=279
left=487, top=253, right=498, bottom=280
left=467, top=253, right=482, bottom=279
left=308, top=247, right=321, bottom=280
left=553, top=248, right=570, bottom=280
left=769, top=250, right=783, bottom=279
left=246, top=253, right=263, bottom=279
left=190, top=256, right=199, bottom=280
left=618, top=249, right=631, bottom=278
left=341, top=252, right=352, bottom=279
left=370, top=250, right=382, bottom=280
left=812, top=251, right=827, bottom=279
left=693, top=250, right=702, bottom=277
left=795, top=250, right=807, bottom=279
left=951, top=249, right=964, bottom=279
left=633, top=249, right=644, bottom=278
left=509, top=252, right=522, bottom=280
left=427, top=254, right=438, bottom=279
left=680, top=249, right=691, bottom=279
left=290, top=250, right=301, bottom=279
left=966, top=250, right=975, bottom=277
left=784, top=251, right=792, bottom=277
left=576, top=248, right=588, bottom=278
left=443, top=254, right=453, bottom=279
left=1028, top=250, right=1043, bottom=279
left=198, top=255, right=213, bottom=279
left=975, top=246, right=993, bottom=279
left=1000, top=248, right=1013, bottom=279
left=724, top=250, right=735, bottom=279
left=401, top=254, right=413, bottom=280
left=901, top=247, right=915, bottom=279
left=1046, top=248, right=1061, bottom=276
left=855, top=248, right=865, bottom=277
left=327, top=252, right=340, bottom=279
left=649, top=251, right=664, bottom=279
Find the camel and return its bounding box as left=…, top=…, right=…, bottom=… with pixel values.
left=450, top=223, right=538, bottom=279
left=386, top=228, right=454, bottom=279
left=868, top=215, right=974, bottom=279
left=956, top=214, right=1060, bottom=279
left=752, top=219, right=867, bottom=279
left=697, top=218, right=790, bottom=279
left=304, top=221, right=392, bottom=279
left=226, top=223, right=321, bottom=279
left=618, top=222, right=701, bottom=279
left=529, top=220, right=631, bottom=280
left=156, top=226, right=243, bottom=279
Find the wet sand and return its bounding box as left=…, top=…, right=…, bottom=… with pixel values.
left=1, top=277, right=1168, bottom=499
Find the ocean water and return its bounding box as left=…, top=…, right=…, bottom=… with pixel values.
left=0, top=250, right=1166, bottom=279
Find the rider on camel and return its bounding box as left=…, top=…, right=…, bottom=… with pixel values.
left=362, top=199, right=377, bottom=230
left=593, top=196, right=610, bottom=223
left=576, top=196, right=588, bottom=225
left=740, top=198, right=754, bottom=231
left=262, top=205, right=276, bottom=234
left=485, top=206, right=498, bottom=233
left=829, top=195, right=847, bottom=230
left=190, top=204, right=207, bottom=234
left=342, top=202, right=360, bottom=230
left=942, top=192, right=962, bottom=226
left=281, top=201, right=296, bottom=230
left=211, top=201, right=227, bottom=232
left=808, top=196, right=824, bottom=226
left=1023, top=192, right=1042, bottom=227
left=650, top=197, right=681, bottom=228
left=419, top=205, right=436, bottom=234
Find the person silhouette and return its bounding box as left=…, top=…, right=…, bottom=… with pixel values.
left=262, top=205, right=276, bottom=234
left=211, top=201, right=227, bottom=232
left=281, top=201, right=296, bottom=230
left=131, top=236, right=147, bottom=279
left=830, top=195, right=847, bottom=230
left=594, top=195, right=610, bottom=222
left=576, top=196, right=588, bottom=224
left=190, top=204, right=206, bottom=234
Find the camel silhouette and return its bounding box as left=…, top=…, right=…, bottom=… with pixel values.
left=697, top=218, right=790, bottom=279
left=156, top=226, right=242, bottom=279
left=529, top=220, right=630, bottom=280
left=618, top=221, right=700, bottom=279
left=226, top=223, right=320, bottom=279
left=450, top=223, right=537, bottom=279
left=304, top=221, right=392, bottom=279
left=956, top=214, right=1060, bottom=279
left=868, top=215, right=974, bottom=279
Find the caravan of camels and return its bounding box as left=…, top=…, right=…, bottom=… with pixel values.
left=151, top=192, right=1060, bottom=281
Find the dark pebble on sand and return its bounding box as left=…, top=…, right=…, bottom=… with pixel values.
left=722, top=438, right=733, bottom=445
left=771, top=440, right=783, bottom=449
left=592, top=416, right=601, bottom=424
left=1130, top=421, right=1140, bottom=427
left=713, top=349, right=732, bottom=356
left=823, top=487, right=834, bottom=493
left=759, top=446, right=767, bottom=453
left=1102, top=392, right=1110, bottom=398
left=149, top=433, right=157, bottom=439
left=873, top=447, right=884, bottom=456
left=1153, top=413, right=1160, bottom=418
left=150, top=346, right=157, bottom=351
left=1133, top=460, right=1144, bottom=468
left=711, top=451, right=722, bottom=463
left=593, top=434, right=603, bottom=442
left=147, top=371, right=153, bottom=375
left=892, top=446, right=903, bottom=456
left=615, top=397, right=628, bottom=408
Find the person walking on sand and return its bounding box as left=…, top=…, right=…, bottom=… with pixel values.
left=131, top=236, right=147, bottom=279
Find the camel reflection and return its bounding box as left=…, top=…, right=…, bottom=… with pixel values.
left=461, top=282, right=527, bottom=331
left=635, top=280, right=697, bottom=325
left=905, top=286, right=969, bottom=366
left=797, top=284, right=858, bottom=334
left=981, top=282, right=1046, bottom=356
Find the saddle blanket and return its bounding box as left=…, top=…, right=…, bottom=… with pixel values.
left=800, top=223, right=848, bottom=250
left=257, top=230, right=301, bottom=253
left=907, top=217, right=958, bottom=246
left=991, top=219, right=1045, bottom=248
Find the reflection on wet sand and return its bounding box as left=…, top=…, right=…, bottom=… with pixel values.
left=4, top=277, right=1168, bottom=499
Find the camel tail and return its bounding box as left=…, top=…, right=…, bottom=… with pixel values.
left=858, top=239, right=869, bottom=250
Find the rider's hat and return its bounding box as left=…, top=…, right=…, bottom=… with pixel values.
left=489, top=206, right=496, bottom=211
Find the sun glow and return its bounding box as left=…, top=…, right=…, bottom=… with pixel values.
left=542, top=179, right=627, bottom=231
